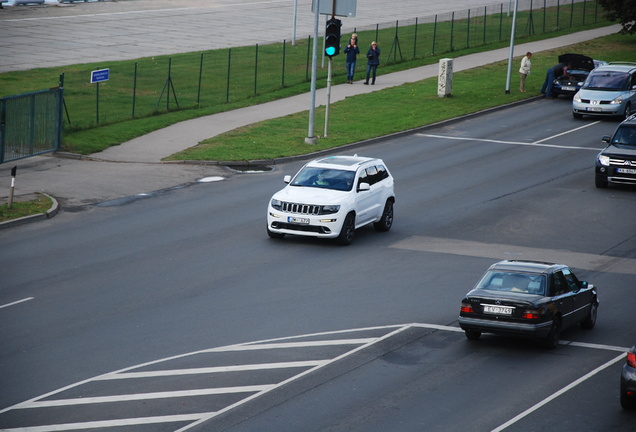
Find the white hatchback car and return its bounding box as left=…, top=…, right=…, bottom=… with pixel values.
left=267, top=155, right=395, bottom=245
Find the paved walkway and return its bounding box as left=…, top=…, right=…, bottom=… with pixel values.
left=0, top=24, right=621, bottom=213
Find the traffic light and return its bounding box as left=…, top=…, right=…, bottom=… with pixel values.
left=324, top=18, right=342, bottom=58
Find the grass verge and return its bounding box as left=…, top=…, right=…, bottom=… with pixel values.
left=0, top=194, right=53, bottom=223
left=166, top=33, right=636, bottom=162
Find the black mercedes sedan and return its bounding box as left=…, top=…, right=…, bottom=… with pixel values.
left=458, top=260, right=598, bottom=349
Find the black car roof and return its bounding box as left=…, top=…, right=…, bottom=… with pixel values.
left=488, top=260, right=566, bottom=274
left=558, top=53, right=594, bottom=71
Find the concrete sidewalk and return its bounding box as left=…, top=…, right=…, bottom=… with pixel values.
left=0, top=25, right=621, bottom=213
left=92, top=25, right=620, bottom=163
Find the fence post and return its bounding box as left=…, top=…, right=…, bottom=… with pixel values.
left=499, top=4, right=503, bottom=41
left=306, top=35, right=311, bottom=81
left=483, top=6, right=487, bottom=45
left=226, top=48, right=231, bottom=103
left=282, top=40, right=286, bottom=87
left=132, top=62, right=137, bottom=117
left=197, top=54, right=203, bottom=106
left=467, top=9, right=470, bottom=49
left=254, top=44, right=259, bottom=96
left=413, top=17, right=418, bottom=58
left=450, top=12, right=455, bottom=52
left=432, top=15, right=437, bottom=55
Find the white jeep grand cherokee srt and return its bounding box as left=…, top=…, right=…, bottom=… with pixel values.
left=267, top=155, right=395, bottom=245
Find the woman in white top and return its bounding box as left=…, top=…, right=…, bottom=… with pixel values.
left=519, top=52, right=532, bottom=93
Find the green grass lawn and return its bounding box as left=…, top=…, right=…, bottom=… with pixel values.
left=166, top=33, right=636, bottom=162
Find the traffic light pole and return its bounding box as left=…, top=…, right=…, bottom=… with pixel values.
left=305, top=0, right=320, bottom=145
left=324, top=57, right=332, bottom=137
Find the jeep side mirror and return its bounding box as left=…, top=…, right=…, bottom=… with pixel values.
left=358, top=182, right=370, bottom=192
left=602, top=136, right=610, bottom=143
left=283, top=175, right=291, bottom=183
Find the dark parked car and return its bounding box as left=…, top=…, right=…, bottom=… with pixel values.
left=552, top=53, right=596, bottom=97
left=596, top=114, right=636, bottom=188
left=621, top=344, right=636, bottom=410
left=459, top=260, right=598, bottom=349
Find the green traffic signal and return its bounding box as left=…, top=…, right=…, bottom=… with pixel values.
left=324, top=17, right=341, bottom=58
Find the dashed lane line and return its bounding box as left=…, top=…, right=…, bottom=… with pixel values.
left=0, top=297, right=34, bottom=310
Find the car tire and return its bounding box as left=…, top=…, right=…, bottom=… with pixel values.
left=580, top=301, right=598, bottom=329
left=573, top=112, right=583, bottom=119
left=595, top=176, right=608, bottom=188
left=621, top=393, right=636, bottom=410
left=267, top=227, right=285, bottom=239
left=542, top=317, right=561, bottom=349
left=373, top=199, right=394, bottom=232
left=465, top=329, right=481, bottom=341
left=336, top=213, right=356, bottom=245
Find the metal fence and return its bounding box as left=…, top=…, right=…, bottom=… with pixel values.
left=8, top=0, right=607, bottom=133
left=0, top=88, right=63, bottom=164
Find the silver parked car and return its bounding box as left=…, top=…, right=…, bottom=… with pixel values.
left=573, top=62, right=636, bottom=120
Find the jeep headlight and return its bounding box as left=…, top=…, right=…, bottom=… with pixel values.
left=321, top=204, right=340, bottom=214
left=598, top=155, right=610, bottom=166
left=271, top=198, right=282, bottom=210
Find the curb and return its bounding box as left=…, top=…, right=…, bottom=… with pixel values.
left=0, top=192, right=60, bottom=230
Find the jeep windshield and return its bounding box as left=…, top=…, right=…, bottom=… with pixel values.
left=291, top=167, right=355, bottom=191
left=611, top=125, right=636, bottom=148
left=583, top=71, right=630, bottom=90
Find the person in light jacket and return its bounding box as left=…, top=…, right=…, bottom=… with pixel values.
left=519, top=52, right=532, bottom=93
left=364, top=42, right=380, bottom=85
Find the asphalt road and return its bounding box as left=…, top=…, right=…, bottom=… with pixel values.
left=1, top=98, right=635, bottom=431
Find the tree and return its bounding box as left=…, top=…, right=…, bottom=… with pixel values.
left=597, top=0, right=636, bottom=34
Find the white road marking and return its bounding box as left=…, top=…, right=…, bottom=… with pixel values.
left=0, top=413, right=212, bottom=432
left=416, top=133, right=602, bottom=151
left=0, top=297, right=33, bottom=310
left=491, top=352, right=627, bottom=432
left=391, top=236, right=636, bottom=275
left=1, top=324, right=630, bottom=432
left=96, top=360, right=327, bottom=380
left=534, top=120, right=602, bottom=143
left=15, top=385, right=274, bottom=409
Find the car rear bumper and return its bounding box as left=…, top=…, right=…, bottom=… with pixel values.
left=621, top=364, right=636, bottom=396
left=458, top=316, right=553, bottom=339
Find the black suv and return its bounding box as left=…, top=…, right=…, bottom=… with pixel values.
left=596, top=114, right=636, bottom=188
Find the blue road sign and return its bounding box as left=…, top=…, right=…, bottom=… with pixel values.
left=90, top=68, right=110, bottom=84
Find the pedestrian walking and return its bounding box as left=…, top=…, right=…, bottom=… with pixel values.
left=519, top=52, right=532, bottom=93
left=343, top=38, right=360, bottom=83
left=364, top=41, right=380, bottom=85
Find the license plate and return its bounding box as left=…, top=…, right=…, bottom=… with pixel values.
left=617, top=168, right=636, bottom=174
left=562, top=86, right=575, bottom=91
left=288, top=216, right=309, bottom=224
left=587, top=107, right=602, bottom=112
left=482, top=304, right=514, bottom=315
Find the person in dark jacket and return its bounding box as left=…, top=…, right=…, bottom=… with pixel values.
left=343, top=38, right=360, bottom=84
left=541, top=61, right=570, bottom=97
left=364, top=42, right=380, bottom=85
